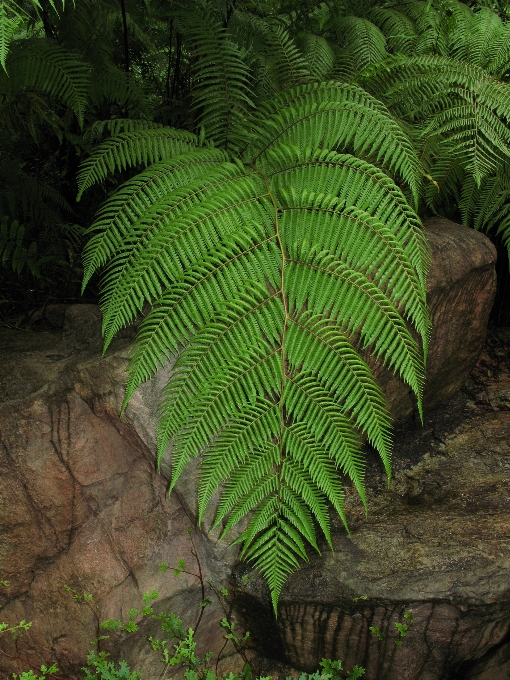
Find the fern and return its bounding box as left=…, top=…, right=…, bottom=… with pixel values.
left=76, top=128, right=199, bottom=200
left=0, top=38, right=90, bottom=128
left=460, top=171, right=510, bottom=249
left=81, top=80, right=429, bottom=611
left=365, top=55, right=510, bottom=184
left=332, top=16, right=388, bottom=74
left=296, top=33, right=335, bottom=82
left=177, top=11, right=254, bottom=149
left=248, top=82, right=422, bottom=202
left=0, top=0, right=68, bottom=71
left=368, top=8, right=418, bottom=56
left=250, top=17, right=312, bottom=95
left=0, top=1, right=22, bottom=72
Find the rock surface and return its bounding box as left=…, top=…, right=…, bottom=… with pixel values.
left=0, top=219, right=505, bottom=680
left=237, top=340, right=510, bottom=680
left=0, top=326, right=243, bottom=680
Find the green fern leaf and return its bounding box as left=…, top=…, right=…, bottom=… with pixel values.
left=365, top=55, right=510, bottom=183
left=178, top=12, right=253, bottom=149
left=0, top=2, right=22, bottom=72
left=84, top=91, right=429, bottom=611
left=296, top=33, right=335, bottom=82
left=333, top=16, right=388, bottom=74
left=1, top=39, right=90, bottom=128
left=82, top=149, right=230, bottom=290
left=247, top=82, right=422, bottom=202
left=76, top=128, right=199, bottom=200
left=368, top=8, right=417, bottom=56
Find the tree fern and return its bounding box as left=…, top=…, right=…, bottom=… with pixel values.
left=460, top=171, right=510, bottom=249
left=248, top=17, right=312, bottom=95
left=177, top=10, right=254, bottom=149
left=332, top=16, right=387, bottom=74
left=0, top=0, right=69, bottom=71
left=76, top=127, right=199, bottom=200
left=296, top=33, right=335, bottom=82
left=368, top=8, right=418, bottom=56
left=0, top=1, right=22, bottom=72
left=81, top=80, right=429, bottom=611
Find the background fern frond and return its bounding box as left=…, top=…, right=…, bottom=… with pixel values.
left=178, top=11, right=254, bottom=149
left=296, top=33, right=335, bottom=82
left=368, top=8, right=418, bottom=56
left=332, top=16, right=388, bottom=74
left=76, top=128, right=199, bottom=200
left=365, top=55, right=510, bottom=184
left=0, top=2, right=22, bottom=72
left=245, top=16, right=312, bottom=96
left=0, top=38, right=90, bottom=128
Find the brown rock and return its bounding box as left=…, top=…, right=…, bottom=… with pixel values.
left=373, top=218, right=497, bottom=421
left=237, top=404, right=510, bottom=680
left=0, top=333, right=243, bottom=679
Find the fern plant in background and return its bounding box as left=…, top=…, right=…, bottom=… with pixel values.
left=0, top=0, right=155, bottom=314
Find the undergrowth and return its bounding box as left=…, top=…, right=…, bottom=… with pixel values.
left=0, top=536, right=414, bottom=680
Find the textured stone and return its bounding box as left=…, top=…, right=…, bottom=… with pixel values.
left=236, top=404, right=510, bottom=680
left=0, top=335, right=243, bottom=679
left=372, top=218, right=497, bottom=421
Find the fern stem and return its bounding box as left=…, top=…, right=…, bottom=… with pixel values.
left=258, top=169, right=288, bottom=500
left=119, top=0, right=130, bottom=73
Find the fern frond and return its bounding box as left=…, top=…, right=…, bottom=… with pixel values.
left=368, top=8, right=417, bottom=55
left=178, top=13, right=253, bottom=149
left=400, top=1, right=448, bottom=56
left=422, top=139, right=466, bottom=214
left=87, top=119, right=162, bottom=143
left=82, top=149, right=230, bottom=289
left=449, top=6, right=504, bottom=69
left=99, top=169, right=271, bottom=348
left=485, top=21, right=510, bottom=77
left=84, top=95, right=429, bottom=611
left=89, top=67, right=152, bottom=119
left=257, top=19, right=311, bottom=92
left=366, top=55, right=510, bottom=183
left=246, top=82, right=422, bottom=202
left=262, top=145, right=429, bottom=292
left=0, top=2, right=22, bottom=72
left=1, top=39, right=90, bottom=128
left=296, top=33, right=335, bottom=81
left=333, top=16, right=387, bottom=74
left=76, top=128, right=199, bottom=200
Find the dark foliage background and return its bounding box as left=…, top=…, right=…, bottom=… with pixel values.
left=1, top=0, right=510, bottom=328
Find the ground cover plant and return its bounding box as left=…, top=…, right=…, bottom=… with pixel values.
left=2, top=542, right=415, bottom=678
left=2, top=0, right=510, bottom=612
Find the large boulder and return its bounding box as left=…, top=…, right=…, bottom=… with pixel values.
left=0, top=328, right=244, bottom=680
left=0, top=219, right=502, bottom=679
left=236, top=397, right=510, bottom=680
